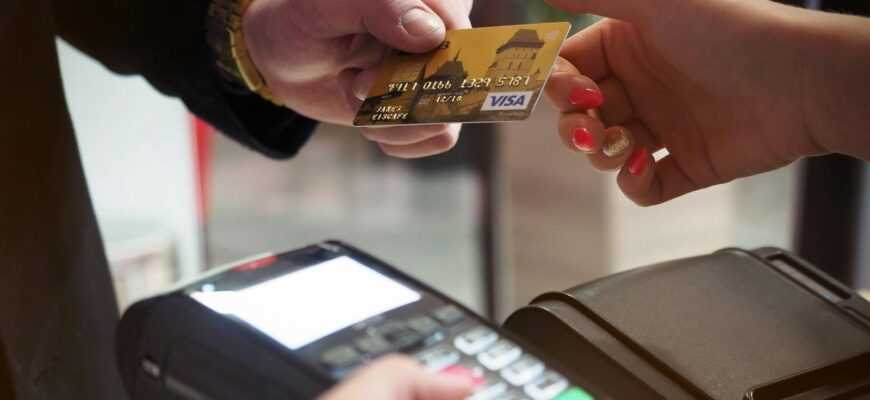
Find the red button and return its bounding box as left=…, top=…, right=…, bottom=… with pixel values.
left=440, top=365, right=485, bottom=387
left=234, top=255, right=278, bottom=272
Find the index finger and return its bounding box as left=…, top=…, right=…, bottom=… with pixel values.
left=558, top=19, right=612, bottom=82
left=545, top=56, right=604, bottom=112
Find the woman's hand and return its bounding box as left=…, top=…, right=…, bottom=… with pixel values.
left=318, top=355, right=474, bottom=400
left=242, top=0, right=473, bottom=158
left=545, top=0, right=870, bottom=205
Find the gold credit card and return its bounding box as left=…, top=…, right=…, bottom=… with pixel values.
left=353, top=22, right=571, bottom=126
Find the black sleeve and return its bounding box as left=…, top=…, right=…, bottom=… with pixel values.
left=52, top=0, right=317, bottom=159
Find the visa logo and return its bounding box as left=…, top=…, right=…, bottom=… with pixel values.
left=480, top=91, right=535, bottom=111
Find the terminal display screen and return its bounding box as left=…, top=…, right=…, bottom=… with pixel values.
left=190, top=256, right=421, bottom=349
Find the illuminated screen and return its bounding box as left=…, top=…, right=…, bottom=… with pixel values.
left=190, top=256, right=421, bottom=349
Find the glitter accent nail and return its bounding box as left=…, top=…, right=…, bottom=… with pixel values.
left=603, top=127, right=631, bottom=157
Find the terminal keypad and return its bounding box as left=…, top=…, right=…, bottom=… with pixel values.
left=320, top=304, right=594, bottom=400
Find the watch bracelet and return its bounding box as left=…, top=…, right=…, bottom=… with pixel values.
left=207, top=0, right=282, bottom=105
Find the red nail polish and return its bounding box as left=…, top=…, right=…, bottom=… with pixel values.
left=571, top=127, right=595, bottom=152
left=627, top=148, right=649, bottom=176
left=569, top=87, right=604, bottom=108
left=440, top=365, right=485, bottom=387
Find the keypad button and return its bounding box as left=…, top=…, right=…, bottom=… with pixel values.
left=321, top=346, right=361, bottom=370
left=469, top=379, right=509, bottom=400
left=375, top=321, right=408, bottom=339
left=416, top=345, right=461, bottom=371
left=454, top=327, right=499, bottom=355
left=501, top=356, right=545, bottom=386
left=432, top=305, right=465, bottom=325
left=407, top=316, right=440, bottom=337
left=355, top=335, right=391, bottom=356
left=478, top=340, right=523, bottom=371
left=375, top=321, right=422, bottom=351
left=394, top=333, right=423, bottom=351
left=524, top=372, right=569, bottom=400
left=553, top=388, right=594, bottom=400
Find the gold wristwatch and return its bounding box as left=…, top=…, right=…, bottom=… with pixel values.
left=206, top=0, right=281, bottom=106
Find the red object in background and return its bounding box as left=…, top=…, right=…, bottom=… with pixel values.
left=235, top=255, right=279, bottom=272
left=191, top=117, right=214, bottom=223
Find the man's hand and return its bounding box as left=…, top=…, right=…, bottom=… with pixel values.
left=318, top=355, right=474, bottom=400
left=242, top=0, right=473, bottom=158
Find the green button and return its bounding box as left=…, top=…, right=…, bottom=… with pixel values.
left=554, top=387, right=595, bottom=400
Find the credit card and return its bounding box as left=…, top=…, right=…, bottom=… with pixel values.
left=353, top=22, right=571, bottom=127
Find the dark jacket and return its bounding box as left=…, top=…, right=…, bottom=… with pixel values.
left=0, top=0, right=315, bottom=399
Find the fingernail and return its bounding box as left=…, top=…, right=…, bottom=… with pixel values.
left=628, top=147, right=650, bottom=176
left=353, top=78, right=369, bottom=101
left=603, top=127, right=631, bottom=157
left=571, top=127, right=595, bottom=153
left=569, top=87, right=604, bottom=109
left=439, top=365, right=484, bottom=387
left=553, top=57, right=570, bottom=73
left=440, top=374, right=477, bottom=390
left=401, top=8, right=444, bottom=38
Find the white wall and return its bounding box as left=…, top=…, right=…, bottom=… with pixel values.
left=608, top=164, right=799, bottom=272
left=57, top=40, right=203, bottom=291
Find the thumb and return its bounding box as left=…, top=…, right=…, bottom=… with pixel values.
left=309, top=0, right=450, bottom=53
left=544, top=0, right=655, bottom=23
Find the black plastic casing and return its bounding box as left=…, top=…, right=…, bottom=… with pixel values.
left=503, top=248, right=870, bottom=400
left=116, top=279, right=331, bottom=399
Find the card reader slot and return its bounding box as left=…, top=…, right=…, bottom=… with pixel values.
left=560, top=249, right=870, bottom=400
left=527, top=292, right=710, bottom=400
left=767, top=256, right=850, bottom=303
left=504, top=301, right=672, bottom=400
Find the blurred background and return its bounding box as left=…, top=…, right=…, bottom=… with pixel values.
left=59, top=0, right=870, bottom=321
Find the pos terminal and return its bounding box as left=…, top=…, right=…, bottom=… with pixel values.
left=116, top=241, right=600, bottom=400
left=117, top=243, right=870, bottom=399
